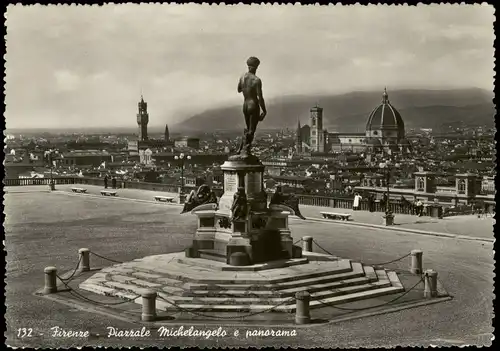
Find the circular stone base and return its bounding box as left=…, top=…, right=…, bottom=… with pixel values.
left=229, top=252, right=250, bottom=266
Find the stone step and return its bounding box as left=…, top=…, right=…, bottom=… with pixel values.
left=84, top=264, right=396, bottom=302
left=99, top=264, right=367, bottom=297
left=156, top=283, right=404, bottom=313
left=387, top=271, right=404, bottom=289
left=184, top=276, right=374, bottom=298
left=363, top=265, right=378, bottom=282
left=270, top=262, right=365, bottom=289
left=125, top=259, right=354, bottom=285
left=198, top=249, right=227, bottom=263
left=374, top=269, right=390, bottom=282
left=79, top=282, right=117, bottom=296
left=157, top=280, right=392, bottom=306
left=175, top=256, right=310, bottom=272
left=156, top=298, right=296, bottom=313
left=85, top=263, right=386, bottom=299
left=308, top=285, right=405, bottom=310
left=181, top=262, right=362, bottom=292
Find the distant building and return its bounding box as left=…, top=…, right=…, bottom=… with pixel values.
left=297, top=88, right=411, bottom=154
left=59, top=151, right=113, bottom=167
left=164, top=124, right=170, bottom=143
left=174, top=137, right=200, bottom=149
left=310, top=105, right=325, bottom=152
left=295, top=119, right=302, bottom=154
left=139, top=148, right=154, bottom=166
left=137, top=95, right=149, bottom=141
left=127, top=96, right=172, bottom=156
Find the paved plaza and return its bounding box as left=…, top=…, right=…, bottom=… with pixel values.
left=4, top=187, right=495, bottom=347
left=9, top=184, right=493, bottom=240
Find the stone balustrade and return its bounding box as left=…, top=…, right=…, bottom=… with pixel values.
left=7, top=177, right=493, bottom=216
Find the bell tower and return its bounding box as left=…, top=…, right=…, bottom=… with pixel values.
left=310, top=104, right=324, bottom=152
left=296, top=118, right=302, bottom=154
left=137, top=95, right=149, bottom=141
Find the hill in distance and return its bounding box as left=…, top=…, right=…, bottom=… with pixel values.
left=173, top=88, right=495, bottom=133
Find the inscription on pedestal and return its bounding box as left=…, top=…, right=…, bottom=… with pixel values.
left=245, top=172, right=262, bottom=196
left=224, top=173, right=238, bottom=193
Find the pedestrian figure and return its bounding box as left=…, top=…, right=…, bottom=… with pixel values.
left=368, top=193, right=375, bottom=213
left=111, top=176, right=117, bottom=189
left=381, top=192, right=388, bottom=212
left=416, top=199, right=423, bottom=217
left=353, top=193, right=362, bottom=211
left=104, top=175, right=108, bottom=189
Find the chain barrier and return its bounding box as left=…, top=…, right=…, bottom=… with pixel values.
left=90, top=251, right=123, bottom=264
left=312, top=239, right=335, bottom=256
left=368, top=252, right=412, bottom=267
left=156, top=293, right=295, bottom=320
left=55, top=274, right=140, bottom=306
left=312, top=238, right=412, bottom=268
left=52, top=243, right=426, bottom=318
left=317, top=275, right=425, bottom=311
left=60, top=255, right=83, bottom=283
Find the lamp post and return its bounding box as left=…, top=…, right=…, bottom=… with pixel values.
left=48, top=149, right=55, bottom=191
left=379, top=159, right=400, bottom=226
left=174, top=153, right=191, bottom=204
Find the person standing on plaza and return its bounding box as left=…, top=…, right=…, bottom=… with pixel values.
left=111, top=176, right=117, bottom=189
left=104, top=175, right=108, bottom=189
left=353, top=192, right=362, bottom=211
left=368, top=193, right=375, bottom=212
left=381, top=192, right=388, bottom=211
left=416, top=199, right=423, bottom=217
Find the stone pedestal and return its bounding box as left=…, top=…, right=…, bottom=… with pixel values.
left=217, top=154, right=266, bottom=213
left=429, top=205, right=443, bottom=219
left=383, top=212, right=395, bottom=226
left=186, top=153, right=302, bottom=265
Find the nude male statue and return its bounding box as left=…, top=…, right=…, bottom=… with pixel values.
left=237, top=56, right=267, bottom=154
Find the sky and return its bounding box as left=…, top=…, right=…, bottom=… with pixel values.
left=5, top=4, right=495, bottom=129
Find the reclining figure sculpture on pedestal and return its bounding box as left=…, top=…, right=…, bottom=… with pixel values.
left=236, top=56, right=267, bottom=155
left=180, top=184, right=218, bottom=214
left=270, top=185, right=306, bottom=220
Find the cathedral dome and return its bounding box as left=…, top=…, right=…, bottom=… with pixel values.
left=365, top=88, right=405, bottom=139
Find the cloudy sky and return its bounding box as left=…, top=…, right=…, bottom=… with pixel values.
left=5, top=4, right=495, bottom=129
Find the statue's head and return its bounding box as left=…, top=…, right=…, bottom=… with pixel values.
left=237, top=186, right=245, bottom=194
left=247, top=56, right=260, bottom=72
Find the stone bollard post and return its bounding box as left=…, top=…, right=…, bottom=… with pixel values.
left=44, top=266, right=58, bottom=294
left=424, top=269, right=438, bottom=298
left=141, top=289, right=157, bottom=321
left=295, top=291, right=311, bottom=324
left=302, top=236, right=313, bottom=252
left=410, top=249, right=423, bottom=275
left=78, top=248, right=90, bottom=272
